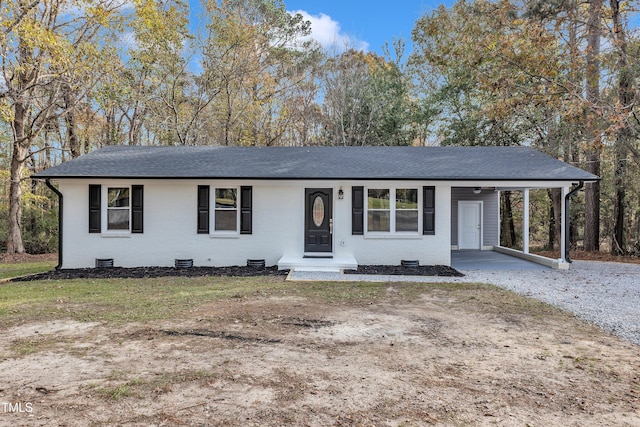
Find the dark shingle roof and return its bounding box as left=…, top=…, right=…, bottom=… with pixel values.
left=33, top=145, right=598, bottom=182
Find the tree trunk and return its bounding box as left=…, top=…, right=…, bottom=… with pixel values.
left=64, top=87, right=82, bottom=158
left=7, top=102, right=28, bottom=254
left=501, top=191, right=517, bottom=247
left=610, top=0, right=632, bottom=256
left=547, top=189, right=562, bottom=250
left=105, top=107, right=117, bottom=145
left=583, top=0, right=603, bottom=252
left=612, top=146, right=627, bottom=254
left=128, top=102, right=142, bottom=146
left=567, top=0, right=582, bottom=164
left=224, top=82, right=232, bottom=146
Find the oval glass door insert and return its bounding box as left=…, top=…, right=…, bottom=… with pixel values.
left=312, top=196, right=325, bottom=227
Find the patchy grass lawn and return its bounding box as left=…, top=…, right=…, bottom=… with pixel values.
left=0, top=276, right=290, bottom=325
left=0, top=276, right=408, bottom=326
left=0, top=260, right=56, bottom=280
left=0, top=276, right=638, bottom=426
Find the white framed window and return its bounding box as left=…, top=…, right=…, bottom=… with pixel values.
left=367, top=189, right=391, bottom=232
left=395, top=188, right=419, bottom=232
left=89, top=184, right=143, bottom=235
left=214, top=187, right=239, bottom=233
left=366, top=187, right=420, bottom=234
left=198, top=185, right=251, bottom=235
left=107, top=187, right=130, bottom=231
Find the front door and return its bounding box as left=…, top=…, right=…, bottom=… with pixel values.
left=459, top=201, right=482, bottom=249
left=305, top=188, right=333, bottom=253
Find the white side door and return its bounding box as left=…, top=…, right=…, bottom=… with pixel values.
left=458, top=201, right=482, bottom=249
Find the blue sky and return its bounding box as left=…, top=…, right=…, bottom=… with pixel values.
left=284, top=1, right=454, bottom=54
left=188, top=1, right=455, bottom=56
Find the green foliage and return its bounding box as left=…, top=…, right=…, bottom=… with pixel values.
left=409, top=0, right=640, bottom=252
left=320, top=47, right=417, bottom=146
left=0, top=204, right=58, bottom=254
left=0, top=172, right=58, bottom=254
left=202, top=0, right=321, bottom=146
left=409, top=0, right=575, bottom=148
left=20, top=194, right=59, bottom=254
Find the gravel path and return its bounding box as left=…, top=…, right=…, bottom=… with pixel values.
left=290, top=260, right=640, bottom=346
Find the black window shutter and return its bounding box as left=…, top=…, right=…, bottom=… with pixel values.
left=131, top=185, right=144, bottom=233
left=423, top=186, right=435, bottom=235
left=89, top=185, right=101, bottom=233
left=352, top=186, right=364, bottom=235
left=197, top=185, right=210, bottom=234
left=240, top=186, right=252, bottom=234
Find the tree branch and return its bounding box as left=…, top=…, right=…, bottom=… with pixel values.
left=3, top=0, right=41, bottom=36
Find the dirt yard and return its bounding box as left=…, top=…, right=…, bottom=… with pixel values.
left=1, top=281, right=639, bottom=426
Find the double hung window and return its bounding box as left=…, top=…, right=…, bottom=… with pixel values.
left=214, top=188, right=238, bottom=232
left=367, top=189, right=391, bottom=232
left=107, top=188, right=130, bottom=231
left=89, top=185, right=143, bottom=234
left=395, top=189, right=419, bottom=232
left=197, top=185, right=252, bottom=235
left=366, top=188, right=419, bottom=233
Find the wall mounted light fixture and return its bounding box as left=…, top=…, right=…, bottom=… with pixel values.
left=338, top=187, right=344, bottom=199
left=473, top=187, right=482, bottom=195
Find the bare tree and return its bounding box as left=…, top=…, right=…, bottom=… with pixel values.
left=609, top=0, right=634, bottom=255
left=583, top=0, right=603, bottom=252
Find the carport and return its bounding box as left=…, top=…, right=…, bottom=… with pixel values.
left=451, top=182, right=593, bottom=270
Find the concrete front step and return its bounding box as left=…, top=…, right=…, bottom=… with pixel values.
left=277, top=254, right=358, bottom=273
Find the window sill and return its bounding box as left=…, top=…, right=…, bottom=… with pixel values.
left=210, top=233, right=240, bottom=239
left=363, top=234, right=423, bottom=240
left=100, top=232, right=131, bottom=238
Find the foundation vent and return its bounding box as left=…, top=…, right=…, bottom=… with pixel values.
left=175, top=259, right=194, bottom=269
left=401, top=260, right=420, bottom=268
left=95, top=258, right=114, bottom=268
left=247, top=259, right=266, bottom=269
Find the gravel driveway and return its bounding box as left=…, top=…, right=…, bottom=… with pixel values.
left=290, top=260, right=640, bottom=346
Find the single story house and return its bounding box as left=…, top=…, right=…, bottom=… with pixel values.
left=33, top=146, right=598, bottom=271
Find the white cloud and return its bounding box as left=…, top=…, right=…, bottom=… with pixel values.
left=289, top=10, right=369, bottom=53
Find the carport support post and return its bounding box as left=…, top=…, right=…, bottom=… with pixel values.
left=523, top=188, right=530, bottom=254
